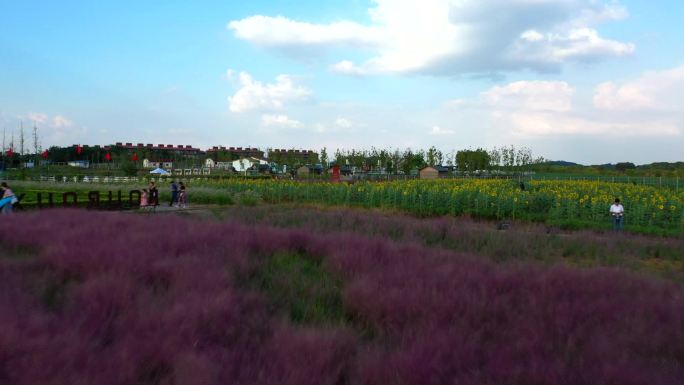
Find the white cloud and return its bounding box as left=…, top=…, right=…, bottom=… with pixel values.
left=228, top=16, right=379, bottom=48
left=28, top=112, right=48, bottom=124
left=229, top=0, right=634, bottom=76
left=520, top=30, right=545, bottom=42
left=13, top=113, right=85, bottom=147
left=261, top=114, right=303, bottom=128
left=314, top=123, right=328, bottom=133
left=469, top=77, right=681, bottom=137
left=430, top=126, right=455, bottom=135
left=508, top=28, right=634, bottom=68
left=504, top=113, right=679, bottom=136
left=330, top=60, right=368, bottom=76
left=335, top=117, right=352, bottom=128
left=52, top=115, right=73, bottom=128
left=228, top=71, right=311, bottom=113
left=481, top=81, right=575, bottom=112
left=593, top=65, right=684, bottom=111
left=23, top=112, right=73, bottom=128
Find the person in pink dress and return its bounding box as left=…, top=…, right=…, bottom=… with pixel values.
left=140, top=189, right=149, bottom=209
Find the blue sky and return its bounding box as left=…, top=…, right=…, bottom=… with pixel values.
left=1, top=0, right=683, bottom=164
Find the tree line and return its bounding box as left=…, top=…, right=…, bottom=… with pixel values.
left=328, top=146, right=544, bottom=173
left=2, top=138, right=543, bottom=173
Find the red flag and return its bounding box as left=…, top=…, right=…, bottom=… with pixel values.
left=42, top=150, right=49, bottom=159
left=6, top=148, right=13, bottom=157
left=132, top=153, right=138, bottom=161
left=76, top=145, right=83, bottom=155
left=105, top=152, right=112, bottom=161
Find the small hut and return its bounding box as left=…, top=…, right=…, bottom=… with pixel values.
left=296, top=165, right=310, bottom=178
left=434, top=165, right=450, bottom=178
left=419, top=166, right=439, bottom=180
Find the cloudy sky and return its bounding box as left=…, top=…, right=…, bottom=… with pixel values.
left=1, top=0, right=683, bottom=164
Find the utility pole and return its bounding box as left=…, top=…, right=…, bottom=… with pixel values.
left=33, top=122, right=40, bottom=168
left=32, top=122, right=40, bottom=154
left=19, top=121, right=25, bottom=155
left=19, top=121, right=26, bottom=169
left=1, top=127, right=4, bottom=168
left=9, top=129, right=14, bottom=168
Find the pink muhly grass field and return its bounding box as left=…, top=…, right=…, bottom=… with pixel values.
left=0, top=209, right=682, bottom=385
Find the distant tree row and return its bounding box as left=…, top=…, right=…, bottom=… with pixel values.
left=329, top=145, right=544, bottom=173
left=0, top=142, right=544, bottom=174
left=3, top=138, right=682, bottom=177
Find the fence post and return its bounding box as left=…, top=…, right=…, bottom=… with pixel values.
left=87, top=191, right=100, bottom=208
left=62, top=192, right=78, bottom=206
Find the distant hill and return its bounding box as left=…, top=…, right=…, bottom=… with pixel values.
left=543, top=160, right=582, bottom=167
left=531, top=160, right=683, bottom=177
left=638, top=162, right=684, bottom=169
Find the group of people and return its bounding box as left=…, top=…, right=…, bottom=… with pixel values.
left=140, top=180, right=187, bottom=209
left=169, top=180, right=188, bottom=208
left=0, top=182, right=17, bottom=214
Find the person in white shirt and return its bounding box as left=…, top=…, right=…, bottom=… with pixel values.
left=609, top=198, right=624, bottom=232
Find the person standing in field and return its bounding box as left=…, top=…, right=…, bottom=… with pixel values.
left=610, top=198, right=625, bottom=232
left=0, top=182, right=17, bottom=214
left=148, top=181, right=159, bottom=207
left=169, top=181, right=178, bottom=207
left=178, top=182, right=187, bottom=208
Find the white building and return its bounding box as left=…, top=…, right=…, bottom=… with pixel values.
left=68, top=160, right=90, bottom=168
left=205, top=158, right=233, bottom=170
left=232, top=157, right=268, bottom=172
left=143, top=159, right=173, bottom=169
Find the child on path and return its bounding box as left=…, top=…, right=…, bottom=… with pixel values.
left=140, top=189, right=149, bottom=209
left=178, top=182, right=187, bottom=208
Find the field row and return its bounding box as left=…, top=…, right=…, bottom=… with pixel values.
left=210, top=179, right=684, bottom=232
left=11, top=178, right=684, bottom=232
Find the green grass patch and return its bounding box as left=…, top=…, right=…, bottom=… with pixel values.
left=236, top=190, right=261, bottom=206
left=249, top=252, right=346, bottom=326
left=0, top=243, right=40, bottom=261
left=546, top=218, right=683, bottom=237
left=32, top=271, right=83, bottom=312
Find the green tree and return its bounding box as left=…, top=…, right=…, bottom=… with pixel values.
left=320, top=147, right=328, bottom=168
left=615, top=162, right=636, bottom=172
left=456, top=149, right=491, bottom=173
left=426, top=146, right=443, bottom=166
left=121, top=162, right=138, bottom=177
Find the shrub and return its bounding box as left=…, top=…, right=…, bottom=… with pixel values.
left=0, top=209, right=682, bottom=384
